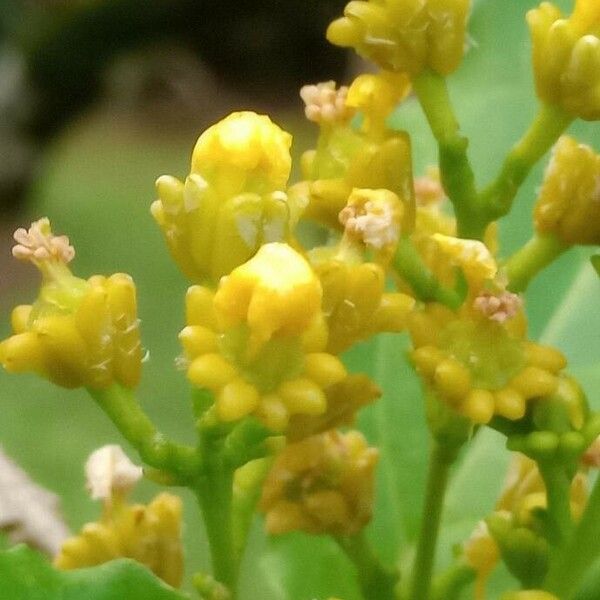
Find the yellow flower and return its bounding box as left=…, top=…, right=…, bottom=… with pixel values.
left=181, top=248, right=379, bottom=435
left=152, top=113, right=303, bottom=284
left=534, top=136, right=600, bottom=245
left=191, top=111, right=292, bottom=196
left=213, top=243, right=322, bottom=356
left=528, top=0, right=600, bottom=120
left=55, top=446, right=183, bottom=588
left=313, top=257, right=415, bottom=354
left=260, top=430, right=378, bottom=536
left=327, top=0, right=472, bottom=76
left=300, top=81, right=356, bottom=126
left=55, top=492, right=184, bottom=587
left=0, top=220, right=142, bottom=389
left=410, top=305, right=570, bottom=424
left=295, top=75, right=414, bottom=231
left=345, top=72, right=411, bottom=138
left=339, top=188, right=404, bottom=258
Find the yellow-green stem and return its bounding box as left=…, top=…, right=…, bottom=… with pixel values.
left=196, top=464, right=239, bottom=596
left=505, top=234, right=568, bottom=292
left=409, top=443, right=453, bottom=600
left=481, top=104, right=572, bottom=221
left=545, top=472, right=600, bottom=598
left=89, top=385, right=200, bottom=478
left=412, top=70, right=483, bottom=239
left=394, top=236, right=463, bottom=309
left=336, top=532, right=398, bottom=600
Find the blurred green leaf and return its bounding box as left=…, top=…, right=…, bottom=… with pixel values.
left=0, top=545, right=190, bottom=600
left=260, top=533, right=362, bottom=600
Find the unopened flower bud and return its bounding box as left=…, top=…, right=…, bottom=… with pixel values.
left=528, top=0, right=600, bottom=120
left=1, top=220, right=142, bottom=389
left=260, top=430, right=378, bottom=536
left=327, top=0, right=471, bottom=76
left=534, top=136, right=600, bottom=245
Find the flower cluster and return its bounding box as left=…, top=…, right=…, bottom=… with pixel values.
left=0, top=219, right=142, bottom=389
left=528, top=0, right=600, bottom=120
left=327, top=0, right=471, bottom=76
left=260, top=430, right=378, bottom=535
left=55, top=446, right=184, bottom=588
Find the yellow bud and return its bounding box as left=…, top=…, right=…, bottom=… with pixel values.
left=217, top=379, right=260, bottom=422
left=185, top=286, right=216, bottom=329
left=463, top=389, right=496, bottom=424
left=432, top=233, right=497, bottom=288
left=523, top=341, right=567, bottom=372
left=0, top=331, right=47, bottom=375
left=303, top=353, right=348, bottom=388
left=178, top=325, right=217, bottom=359
left=510, top=367, right=558, bottom=399
left=346, top=72, right=411, bottom=136
left=279, top=378, right=327, bottom=416
left=327, top=0, right=471, bottom=76
left=528, top=1, right=600, bottom=119
left=257, top=394, right=290, bottom=432
left=494, top=387, right=527, bottom=420
left=434, top=358, right=472, bottom=404
left=191, top=111, right=292, bottom=195
left=412, top=346, right=446, bottom=379
left=11, top=305, right=31, bottom=334
left=213, top=243, right=322, bottom=355
left=534, top=136, right=600, bottom=245
left=187, top=353, right=237, bottom=390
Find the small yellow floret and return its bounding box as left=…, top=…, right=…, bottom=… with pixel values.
left=327, top=0, right=471, bottom=76
left=534, top=136, right=600, bottom=245
left=191, top=111, right=292, bottom=195
left=214, top=243, right=322, bottom=356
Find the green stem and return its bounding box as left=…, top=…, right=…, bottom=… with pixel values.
left=408, top=443, right=453, bottom=600
left=504, top=234, right=568, bottom=293
left=544, top=473, right=600, bottom=598
left=394, top=236, right=463, bottom=309
left=336, top=531, right=399, bottom=600
left=412, top=70, right=482, bottom=239
left=539, top=464, right=574, bottom=546
left=232, top=457, right=273, bottom=556
left=480, top=104, right=572, bottom=221
left=196, top=463, right=239, bottom=596
left=88, top=385, right=199, bottom=477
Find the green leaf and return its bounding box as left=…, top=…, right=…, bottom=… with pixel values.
left=0, top=545, right=190, bottom=600
left=260, top=532, right=362, bottom=600
left=573, top=558, right=600, bottom=600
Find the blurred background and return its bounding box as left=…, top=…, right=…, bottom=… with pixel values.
left=1, top=1, right=600, bottom=599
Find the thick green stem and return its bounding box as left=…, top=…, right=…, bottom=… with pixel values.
left=89, top=385, right=199, bottom=477
left=394, top=236, right=463, bottom=309
left=481, top=104, right=573, bottom=221
left=539, top=464, right=574, bottom=547
left=412, top=70, right=483, bottom=239
left=196, top=463, right=239, bottom=596
left=544, top=473, right=600, bottom=598
left=337, top=532, right=398, bottom=600
left=505, top=234, right=568, bottom=293
left=408, top=443, right=454, bottom=600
